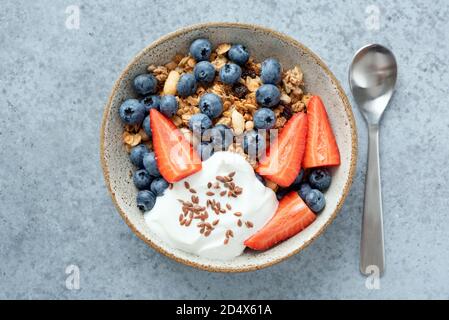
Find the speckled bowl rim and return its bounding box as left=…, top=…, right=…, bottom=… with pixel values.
left=100, top=22, right=358, bottom=273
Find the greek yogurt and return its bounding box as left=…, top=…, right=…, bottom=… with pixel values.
left=144, top=151, right=278, bottom=260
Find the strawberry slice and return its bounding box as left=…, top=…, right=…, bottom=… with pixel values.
left=256, top=112, right=308, bottom=187
left=150, top=109, right=202, bottom=183
left=303, top=96, right=340, bottom=168
left=244, top=192, right=316, bottom=250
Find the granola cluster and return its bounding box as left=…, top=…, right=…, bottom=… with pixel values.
left=122, top=43, right=311, bottom=164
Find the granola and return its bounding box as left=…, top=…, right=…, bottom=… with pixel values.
left=122, top=43, right=308, bottom=161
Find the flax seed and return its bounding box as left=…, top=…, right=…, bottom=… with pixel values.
left=179, top=214, right=183, bottom=222
left=216, top=176, right=226, bottom=183
left=229, top=230, right=234, bottom=237
left=228, top=171, right=236, bottom=178
left=226, top=203, right=232, bottom=210
left=204, top=230, right=211, bottom=237
left=184, top=181, right=190, bottom=189
left=245, top=221, right=254, bottom=228
left=237, top=219, right=242, bottom=227
left=189, top=188, right=197, bottom=194
left=220, top=190, right=227, bottom=197
left=207, top=182, right=212, bottom=189
left=180, top=219, right=186, bottom=226
left=224, top=238, right=229, bottom=245
left=185, top=219, right=191, bottom=227
left=206, top=191, right=215, bottom=196
left=212, top=219, right=219, bottom=226
left=234, top=212, right=242, bottom=217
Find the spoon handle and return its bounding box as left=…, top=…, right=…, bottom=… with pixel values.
left=360, top=124, right=385, bottom=276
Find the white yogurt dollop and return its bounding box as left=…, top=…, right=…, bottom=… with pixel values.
left=144, top=151, right=278, bottom=260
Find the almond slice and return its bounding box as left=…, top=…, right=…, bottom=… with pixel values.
left=163, top=70, right=180, bottom=95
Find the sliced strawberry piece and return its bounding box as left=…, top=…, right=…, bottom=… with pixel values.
left=256, top=112, right=308, bottom=187
left=244, top=192, right=316, bottom=251
left=150, top=109, right=202, bottom=183
left=303, top=96, right=340, bottom=168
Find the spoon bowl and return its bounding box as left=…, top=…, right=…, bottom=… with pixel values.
left=349, top=44, right=397, bottom=124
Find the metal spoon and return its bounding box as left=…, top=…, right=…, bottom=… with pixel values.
left=349, top=44, right=398, bottom=276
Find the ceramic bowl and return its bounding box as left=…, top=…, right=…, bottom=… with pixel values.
left=100, top=22, right=357, bottom=272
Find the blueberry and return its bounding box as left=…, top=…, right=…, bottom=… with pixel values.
left=243, top=130, right=266, bottom=161
left=150, top=177, right=169, bottom=196
left=228, top=44, right=250, bottom=66
left=177, top=73, right=197, bottom=97
left=137, top=190, right=156, bottom=212
left=219, top=63, right=242, bottom=85
left=253, top=108, right=276, bottom=130
left=261, top=58, right=282, bottom=84
left=298, top=182, right=312, bottom=200
left=276, top=188, right=291, bottom=201
left=142, top=115, right=152, bottom=138
left=290, top=169, right=305, bottom=189
left=308, top=168, right=332, bottom=191
left=199, top=93, right=223, bottom=119
left=196, top=142, right=214, bottom=161
left=119, top=99, right=145, bottom=125
left=130, top=144, right=149, bottom=168
left=141, top=95, right=160, bottom=112
left=194, top=61, right=216, bottom=84
left=143, top=152, right=161, bottom=177
left=159, top=95, right=178, bottom=117
left=255, top=173, right=266, bottom=186
left=305, top=189, right=326, bottom=213
left=205, top=124, right=233, bottom=151
left=133, top=169, right=153, bottom=190
left=256, top=84, right=280, bottom=108
left=190, top=39, right=212, bottom=62
left=189, top=113, right=212, bottom=134
left=133, top=74, right=157, bottom=96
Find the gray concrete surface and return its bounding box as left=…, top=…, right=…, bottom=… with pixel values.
left=0, top=0, right=448, bottom=299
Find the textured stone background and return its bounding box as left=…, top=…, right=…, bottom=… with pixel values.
left=0, top=0, right=448, bottom=299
